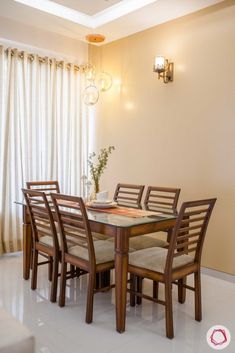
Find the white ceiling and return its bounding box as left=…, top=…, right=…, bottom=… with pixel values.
left=54, top=0, right=122, bottom=16
left=0, top=0, right=224, bottom=44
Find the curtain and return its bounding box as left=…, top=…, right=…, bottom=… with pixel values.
left=0, top=46, right=88, bottom=254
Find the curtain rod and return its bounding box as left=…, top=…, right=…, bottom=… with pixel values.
left=1, top=46, right=87, bottom=72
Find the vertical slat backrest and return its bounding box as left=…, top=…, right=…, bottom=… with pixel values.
left=113, top=183, right=144, bottom=209
left=165, top=198, right=216, bottom=275
left=22, top=188, right=59, bottom=250
left=144, top=186, right=181, bottom=215
left=51, top=193, right=95, bottom=267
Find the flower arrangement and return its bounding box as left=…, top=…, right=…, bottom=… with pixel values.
left=88, top=146, right=115, bottom=194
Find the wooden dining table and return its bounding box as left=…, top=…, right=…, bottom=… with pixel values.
left=17, top=201, right=176, bottom=333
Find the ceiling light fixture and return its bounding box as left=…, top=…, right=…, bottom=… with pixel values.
left=83, top=34, right=113, bottom=106
left=153, top=56, right=174, bottom=84
left=85, top=34, right=106, bottom=43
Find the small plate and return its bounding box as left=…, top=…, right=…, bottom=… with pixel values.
left=88, top=201, right=117, bottom=209
left=92, top=199, right=113, bottom=204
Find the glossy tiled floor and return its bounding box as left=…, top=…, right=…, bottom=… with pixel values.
left=0, top=253, right=234, bottom=353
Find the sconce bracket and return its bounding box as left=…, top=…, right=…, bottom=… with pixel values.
left=160, top=62, right=174, bottom=83
left=154, top=60, right=174, bottom=84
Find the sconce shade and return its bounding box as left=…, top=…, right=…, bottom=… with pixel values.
left=154, top=56, right=166, bottom=72
left=153, top=56, right=174, bottom=83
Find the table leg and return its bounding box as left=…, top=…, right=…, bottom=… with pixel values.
left=115, top=228, right=129, bottom=333
left=23, top=206, right=32, bottom=280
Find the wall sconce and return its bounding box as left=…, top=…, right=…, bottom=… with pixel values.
left=153, top=56, right=174, bottom=83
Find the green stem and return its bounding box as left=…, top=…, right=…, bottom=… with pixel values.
left=94, top=179, right=100, bottom=193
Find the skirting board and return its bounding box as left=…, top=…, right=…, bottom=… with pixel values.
left=202, top=267, right=235, bottom=283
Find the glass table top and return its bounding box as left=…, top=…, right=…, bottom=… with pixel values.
left=86, top=210, right=175, bottom=228
left=15, top=200, right=176, bottom=228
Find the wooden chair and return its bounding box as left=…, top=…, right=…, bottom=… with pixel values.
left=99, top=183, right=145, bottom=287
left=94, top=183, right=145, bottom=242
left=22, top=188, right=60, bottom=303
left=145, top=186, right=180, bottom=214
left=94, top=183, right=144, bottom=287
left=26, top=181, right=60, bottom=201
left=25, top=181, right=60, bottom=271
left=113, top=183, right=145, bottom=208
left=51, top=193, right=115, bottom=323
left=128, top=198, right=216, bottom=338
left=129, top=186, right=181, bottom=251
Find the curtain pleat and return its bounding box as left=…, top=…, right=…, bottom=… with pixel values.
left=0, top=48, right=87, bottom=254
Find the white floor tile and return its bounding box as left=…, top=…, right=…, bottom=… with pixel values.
left=0, top=253, right=234, bottom=353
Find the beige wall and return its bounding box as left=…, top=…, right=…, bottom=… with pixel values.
left=93, top=0, right=235, bottom=275
left=0, top=16, right=87, bottom=62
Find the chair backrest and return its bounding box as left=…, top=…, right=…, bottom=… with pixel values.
left=51, top=193, right=95, bottom=268
left=165, top=198, right=216, bottom=274
left=22, top=188, right=59, bottom=250
left=144, top=186, right=181, bottom=215
left=26, top=181, right=60, bottom=194
left=113, top=183, right=145, bottom=208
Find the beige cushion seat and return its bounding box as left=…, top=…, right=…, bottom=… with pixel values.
left=68, top=240, right=115, bottom=264
left=107, top=233, right=168, bottom=250
left=39, top=235, right=75, bottom=249
left=129, top=247, right=194, bottom=273
left=129, top=233, right=168, bottom=250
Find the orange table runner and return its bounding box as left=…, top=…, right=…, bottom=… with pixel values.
left=57, top=199, right=161, bottom=218
left=86, top=206, right=160, bottom=218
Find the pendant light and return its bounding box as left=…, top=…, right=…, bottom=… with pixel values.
left=83, top=34, right=112, bottom=106
left=83, top=84, right=99, bottom=105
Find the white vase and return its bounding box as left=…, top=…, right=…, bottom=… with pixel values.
left=96, top=190, right=109, bottom=201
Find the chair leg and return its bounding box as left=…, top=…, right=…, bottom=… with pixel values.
left=103, top=270, right=111, bottom=287
left=130, top=274, right=136, bottom=307
left=31, top=249, right=38, bottom=290
left=86, top=272, right=95, bottom=324
left=178, top=277, right=186, bottom=303
left=153, top=281, right=159, bottom=300
left=96, top=270, right=111, bottom=289
left=165, top=282, right=174, bottom=339
left=100, top=271, right=107, bottom=288
left=59, top=261, right=67, bottom=307
left=70, top=264, right=75, bottom=278
left=48, top=256, right=53, bottom=281
left=95, top=273, right=101, bottom=289
left=194, top=271, right=202, bottom=321
left=76, top=267, right=81, bottom=277
left=30, top=248, right=33, bottom=270
left=136, top=277, right=143, bottom=305
left=167, top=228, right=172, bottom=243
left=50, top=257, right=59, bottom=303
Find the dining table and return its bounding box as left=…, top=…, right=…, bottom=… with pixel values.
left=16, top=200, right=176, bottom=333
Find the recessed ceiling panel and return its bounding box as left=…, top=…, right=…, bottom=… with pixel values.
left=1, top=0, right=225, bottom=45
left=54, top=0, right=122, bottom=16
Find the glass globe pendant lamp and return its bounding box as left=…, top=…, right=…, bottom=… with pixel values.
left=97, top=71, right=113, bottom=92
left=83, top=84, right=99, bottom=106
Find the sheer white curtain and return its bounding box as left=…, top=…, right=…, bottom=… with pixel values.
left=0, top=46, right=88, bottom=254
